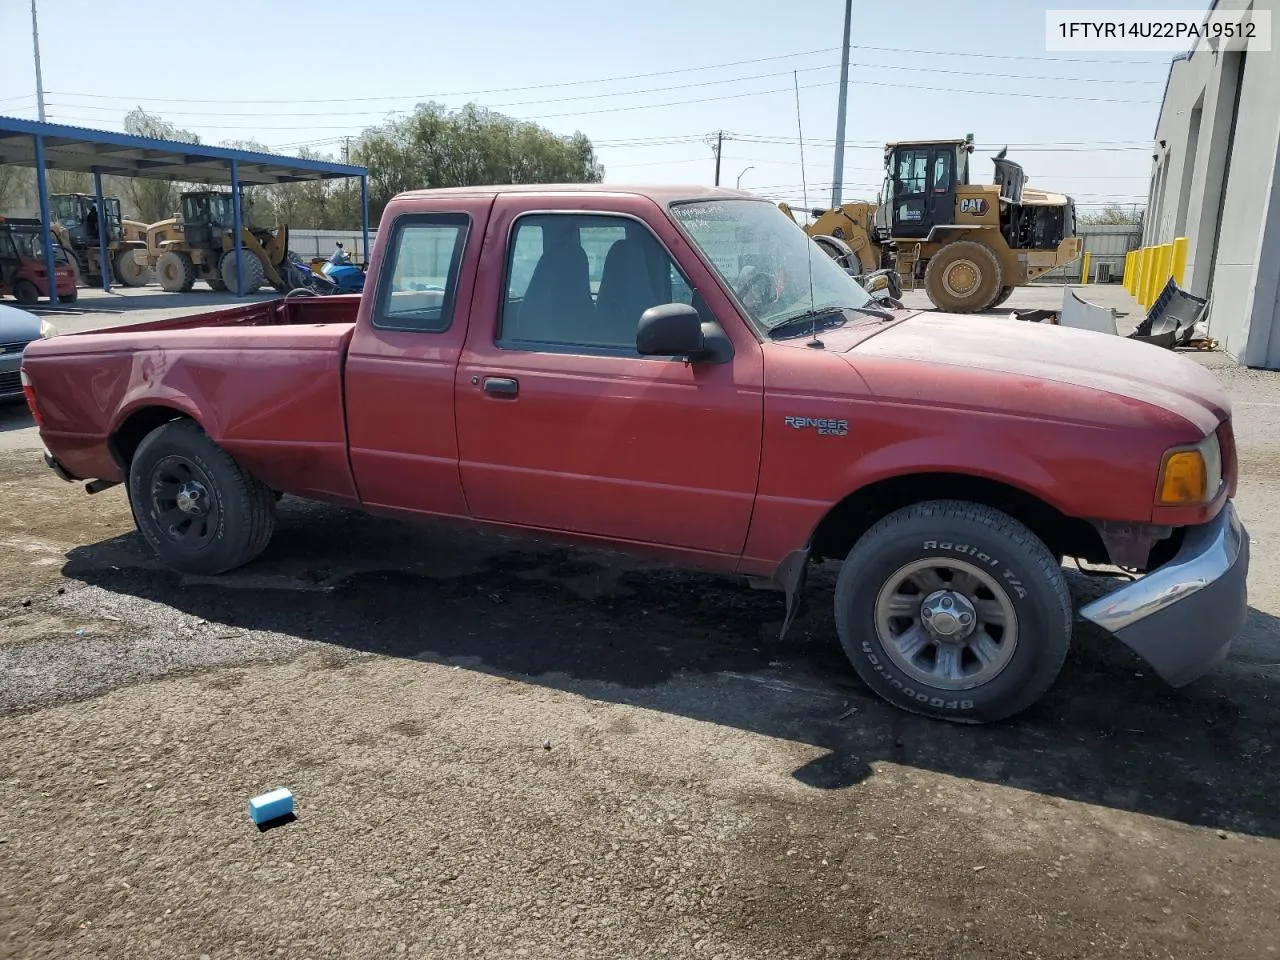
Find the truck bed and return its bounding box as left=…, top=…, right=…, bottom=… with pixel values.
left=23, top=295, right=363, bottom=504
left=88, top=293, right=362, bottom=336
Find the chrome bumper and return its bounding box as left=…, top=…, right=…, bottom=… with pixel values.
left=1080, top=501, right=1248, bottom=686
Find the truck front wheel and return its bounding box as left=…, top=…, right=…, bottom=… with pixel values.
left=128, top=420, right=276, bottom=575
left=834, top=500, right=1070, bottom=723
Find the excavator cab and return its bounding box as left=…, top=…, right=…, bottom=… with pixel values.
left=179, top=191, right=240, bottom=250
left=49, top=194, right=124, bottom=245
left=875, top=138, right=973, bottom=241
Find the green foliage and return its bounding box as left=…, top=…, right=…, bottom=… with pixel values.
left=1079, top=204, right=1144, bottom=226
left=121, top=108, right=204, bottom=222
left=355, top=102, right=604, bottom=220
left=3, top=103, right=603, bottom=233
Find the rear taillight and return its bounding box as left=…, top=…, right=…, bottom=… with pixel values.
left=20, top=369, right=43, bottom=427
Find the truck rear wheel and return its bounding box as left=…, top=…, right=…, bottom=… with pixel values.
left=157, top=251, right=196, bottom=293
left=834, top=499, right=1070, bottom=723
left=113, top=249, right=150, bottom=287
left=128, top=420, right=277, bottom=575
left=923, top=241, right=1003, bottom=313
left=220, top=250, right=265, bottom=294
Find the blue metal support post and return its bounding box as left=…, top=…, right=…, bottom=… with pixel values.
left=33, top=135, right=59, bottom=306
left=360, top=176, right=370, bottom=266
left=93, top=168, right=111, bottom=293
left=230, top=159, right=245, bottom=297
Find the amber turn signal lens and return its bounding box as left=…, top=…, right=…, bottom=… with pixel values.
left=1158, top=450, right=1207, bottom=505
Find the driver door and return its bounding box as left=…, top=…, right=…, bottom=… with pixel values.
left=453, top=198, right=766, bottom=557
left=891, top=146, right=953, bottom=239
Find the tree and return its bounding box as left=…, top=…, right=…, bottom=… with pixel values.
left=1079, top=204, right=1144, bottom=226
left=121, top=108, right=202, bottom=222
left=0, top=165, right=34, bottom=215
left=355, top=101, right=604, bottom=219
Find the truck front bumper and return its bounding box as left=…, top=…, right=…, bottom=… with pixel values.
left=1079, top=501, right=1248, bottom=687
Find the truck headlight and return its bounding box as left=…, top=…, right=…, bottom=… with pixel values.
left=39, top=318, right=59, bottom=339
left=1157, top=432, right=1222, bottom=505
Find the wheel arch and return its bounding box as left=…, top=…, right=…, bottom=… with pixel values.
left=807, top=470, right=1108, bottom=567
left=109, top=404, right=204, bottom=471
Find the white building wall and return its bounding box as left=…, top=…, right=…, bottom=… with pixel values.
left=1148, top=0, right=1280, bottom=367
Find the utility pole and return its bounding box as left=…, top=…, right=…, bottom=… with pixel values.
left=713, top=130, right=724, bottom=186
left=830, top=0, right=853, bottom=209
left=31, top=0, right=47, bottom=122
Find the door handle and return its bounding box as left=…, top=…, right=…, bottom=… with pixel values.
left=482, top=376, right=519, bottom=398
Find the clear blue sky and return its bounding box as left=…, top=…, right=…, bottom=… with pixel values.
left=1, top=0, right=1209, bottom=213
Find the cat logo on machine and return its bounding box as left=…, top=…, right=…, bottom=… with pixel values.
left=960, top=198, right=989, bottom=216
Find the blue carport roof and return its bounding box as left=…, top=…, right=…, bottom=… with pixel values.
left=0, top=115, right=366, bottom=185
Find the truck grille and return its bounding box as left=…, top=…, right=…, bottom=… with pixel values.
left=0, top=370, right=21, bottom=395
left=0, top=341, right=32, bottom=354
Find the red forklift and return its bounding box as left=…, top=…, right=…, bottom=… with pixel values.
left=0, top=217, right=78, bottom=305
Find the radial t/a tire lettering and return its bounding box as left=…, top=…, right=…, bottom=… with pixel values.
left=834, top=499, right=1071, bottom=723
left=127, top=420, right=277, bottom=575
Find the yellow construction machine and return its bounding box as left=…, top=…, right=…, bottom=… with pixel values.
left=48, top=193, right=152, bottom=287
left=781, top=136, right=1083, bottom=313
left=140, top=190, right=292, bottom=293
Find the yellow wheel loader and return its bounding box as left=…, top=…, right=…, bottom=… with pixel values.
left=48, top=193, right=152, bottom=287
left=142, top=191, right=292, bottom=294
left=782, top=136, right=1083, bottom=313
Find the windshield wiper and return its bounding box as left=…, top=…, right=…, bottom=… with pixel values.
left=767, top=303, right=894, bottom=338
left=845, top=303, right=897, bottom=321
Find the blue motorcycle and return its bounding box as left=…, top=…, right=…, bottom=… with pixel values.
left=321, top=256, right=366, bottom=293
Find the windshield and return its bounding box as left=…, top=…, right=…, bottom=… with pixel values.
left=669, top=198, right=874, bottom=329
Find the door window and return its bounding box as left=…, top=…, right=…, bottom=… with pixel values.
left=895, top=149, right=929, bottom=195
left=373, top=214, right=470, bottom=333
left=499, top=213, right=695, bottom=354
left=932, top=151, right=953, bottom=194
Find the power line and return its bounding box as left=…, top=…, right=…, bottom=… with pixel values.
left=45, top=58, right=1164, bottom=122
left=847, top=42, right=1162, bottom=65
left=47, top=73, right=1157, bottom=133
left=45, top=46, right=843, bottom=106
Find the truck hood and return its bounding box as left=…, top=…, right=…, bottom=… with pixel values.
left=822, top=311, right=1230, bottom=433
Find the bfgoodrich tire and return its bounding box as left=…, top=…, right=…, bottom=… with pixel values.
left=128, top=420, right=276, bottom=575
left=834, top=500, right=1071, bottom=723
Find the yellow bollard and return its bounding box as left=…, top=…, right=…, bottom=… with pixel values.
left=1139, top=246, right=1154, bottom=306
left=1171, top=236, right=1188, bottom=287
left=1156, top=243, right=1174, bottom=301
left=1124, top=250, right=1135, bottom=293
left=1080, top=251, right=1092, bottom=284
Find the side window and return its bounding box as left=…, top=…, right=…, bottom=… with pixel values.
left=499, top=213, right=695, bottom=354
left=932, top=151, right=952, bottom=193
left=896, top=150, right=928, bottom=195
left=374, top=214, right=470, bottom=333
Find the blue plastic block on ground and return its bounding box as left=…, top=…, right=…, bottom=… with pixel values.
left=248, top=787, right=294, bottom=825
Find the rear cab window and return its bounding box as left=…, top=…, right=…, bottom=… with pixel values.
left=373, top=213, right=471, bottom=333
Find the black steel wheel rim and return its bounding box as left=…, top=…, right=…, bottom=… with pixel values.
left=149, top=455, right=219, bottom=549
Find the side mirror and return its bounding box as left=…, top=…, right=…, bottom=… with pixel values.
left=637, top=303, right=705, bottom=358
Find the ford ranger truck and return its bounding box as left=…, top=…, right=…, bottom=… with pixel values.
left=21, top=185, right=1249, bottom=723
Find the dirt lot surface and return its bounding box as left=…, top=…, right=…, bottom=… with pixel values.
left=2, top=290, right=1279, bottom=959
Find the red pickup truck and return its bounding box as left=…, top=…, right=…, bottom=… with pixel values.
left=21, top=185, right=1248, bottom=723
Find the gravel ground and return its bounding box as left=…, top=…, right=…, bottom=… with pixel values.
left=2, top=293, right=1279, bottom=958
